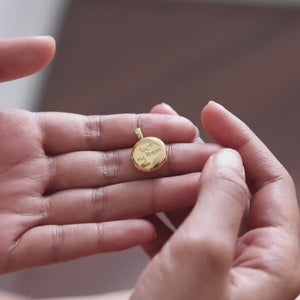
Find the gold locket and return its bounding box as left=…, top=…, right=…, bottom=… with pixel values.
left=131, top=128, right=167, bottom=173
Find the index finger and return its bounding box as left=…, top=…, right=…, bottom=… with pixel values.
left=201, top=101, right=299, bottom=230
left=36, top=112, right=198, bottom=155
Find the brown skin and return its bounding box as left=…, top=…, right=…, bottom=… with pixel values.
left=0, top=37, right=219, bottom=274
left=0, top=290, right=131, bottom=300
left=132, top=102, right=300, bottom=300
left=1, top=37, right=299, bottom=299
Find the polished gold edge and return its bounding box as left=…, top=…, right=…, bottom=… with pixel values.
left=131, top=137, right=168, bottom=173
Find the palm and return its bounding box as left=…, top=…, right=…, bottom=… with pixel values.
left=231, top=227, right=294, bottom=299
left=0, top=104, right=215, bottom=274
left=0, top=109, right=49, bottom=273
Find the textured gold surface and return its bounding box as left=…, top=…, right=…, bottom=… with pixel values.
left=131, top=130, right=167, bottom=172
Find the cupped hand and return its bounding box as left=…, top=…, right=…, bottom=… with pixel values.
left=0, top=37, right=220, bottom=274
left=131, top=102, right=300, bottom=300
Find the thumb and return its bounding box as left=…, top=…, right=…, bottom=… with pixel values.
left=180, top=147, right=248, bottom=245
left=0, top=36, right=56, bottom=82
left=171, top=148, right=249, bottom=286
left=132, top=149, right=249, bottom=300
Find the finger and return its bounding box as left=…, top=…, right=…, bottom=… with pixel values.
left=170, top=150, right=248, bottom=284
left=150, top=103, right=201, bottom=229
left=142, top=215, right=173, bottom=258
left=41, top=173, right=199, bottom=225
left=150, top=103, right=179, bottom=115
left=180, top=149, right=248, bottom=255
left=46, top=143, right=219, bottom=192
left=149, top=103, right=194, bottom=232
left=0, top=36, right=55, bottom=82
left=5, top=220, right=155, bottom=273
left=150, top=103, right=202, bottom=143
left=201, top=101, right=299, bottom=230
left=132, top=149, right=249, bottom=299
left=36, top=112, right=198, bottom=155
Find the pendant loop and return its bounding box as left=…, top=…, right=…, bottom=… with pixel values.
left=135, top=128, right=144, bottom=140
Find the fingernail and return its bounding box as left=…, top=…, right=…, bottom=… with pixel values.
left=208, top=100, right=226, bottom=110
left=160, top=103, right=200, bottom=142
left=193, top=126, right=200, bottom=141
left=213, top=149, right=245, bottom=179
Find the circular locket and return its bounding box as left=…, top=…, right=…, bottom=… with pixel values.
left=131, top=128, right=167, bottom=172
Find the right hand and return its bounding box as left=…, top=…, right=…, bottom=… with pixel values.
left=132, top=102, right=300, bottom=300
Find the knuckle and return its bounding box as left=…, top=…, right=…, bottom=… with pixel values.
left=175, top=232, right=231, bottom=271
left=91, top=187, right=109, bottom=222
left=85, top=115, right=102, bottom=148
left=237, top=135, right=255, bottom=153
left=95, top=223, right=105, bottom=250
left=213, top=167, right=243, bottom=185
left=284, top=172, right=296, bottom=190
left=212, top=169, right=249, bottom=207
left=51, top=225, right=64, bottom=262
left=99, top=151, right=120, bottom=183
left=165, top=144, right=174, bottom=173
left=46, top=157, right=57, bottom=191
left=198, top=236, right=231, bottom=268
left=38, top=196, right=51, bottom=225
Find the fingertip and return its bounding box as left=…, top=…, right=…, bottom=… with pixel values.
left=143, top=113, right=198, bottom=143
left=124, top=219, right=157, bottom=243
left=161, top=102, right=179, bottom=115
left=151, top=104, right=201, bottom=142
left=193, top=126, right=200, bottom=141
left=136, top=219, right=158, bottom=240
left=210, top=148, right=245, bottom=180
left=201, top=101, right=239, bottom=147
left=32, top=35, right=56, bottom=47
left=204, top=100, right=224, bottom=110
left=34, top=35, right=56, bottom=42
left=150, top=104, right=163, bottom=114
left=201, top=100, right=224, bottom=123
left=178, top=116, right=200, bottom=142
left=30, top=35, right=56, bottom=67
left=101, top=220, right=157, bottom=252
left=150, top=103, right=179, bottom=115
left=0, top=36, right=56, bottom=82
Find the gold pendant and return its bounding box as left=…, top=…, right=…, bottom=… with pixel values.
left=131, top=128, right=167, bottom=172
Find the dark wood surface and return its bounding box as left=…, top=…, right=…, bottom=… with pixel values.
left=18, top=1, right=299, bottom=297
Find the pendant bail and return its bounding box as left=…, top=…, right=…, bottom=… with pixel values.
left=135, top=128, right=144, bottom=140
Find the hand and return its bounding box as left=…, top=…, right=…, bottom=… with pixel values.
left=143, top=103, right=206, bottom=257
left=0, top=37, right=219, bottom=274
left=131, top=102, right=300, bottom=300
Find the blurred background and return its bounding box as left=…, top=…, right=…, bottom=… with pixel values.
left=1, top=0, right=300, bottom=298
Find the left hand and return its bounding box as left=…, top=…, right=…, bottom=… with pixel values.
left=0, top=37, right=220, bottom=274
left=131, top=102, right=300, bottom=300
